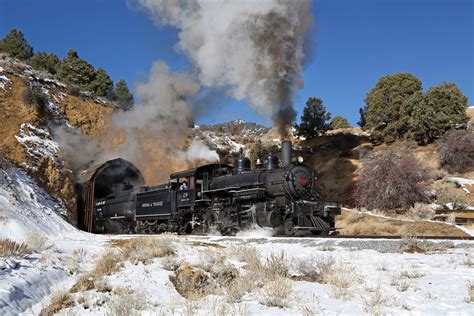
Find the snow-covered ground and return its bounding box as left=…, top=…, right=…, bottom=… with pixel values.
left=1, top=167, right=473, bottom=315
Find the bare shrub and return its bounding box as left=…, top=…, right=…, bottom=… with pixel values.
left=389, top=274, right=411, bottom=292
left=438, top=130, right=474, bottom=173
left=197, top=250, right=239, bottom=286
left=466, top=280, right=474, bottom=303
left=353, top=151, right=430, bottom=211
left=294, top=255, right=335, bottom=282
left=263, top=252, right=289, bottom=279
left=0, top=238, right=30, bottom=258
left=228, top=244, right=260, bottom=268
left=363, top=285, right=393, bottom=315
left=161, top=255, right=180, bottom=271
left=226, top=273, right=257, bottom=303
left=170, top=262, right=214, bottom=299
left=92, top=249, right=121, bottom=277
left=258, top=277, right=293, bottom=308
left=399, top=266, right=425, bottom=279
left=436, top=183, right=468, bottom=210
left=109, top=291, right=147, bottom=316
left=323, top=264, right=361, bottom=300
left=407, top=203, right=435, bottom=220
left=39, top=289, right=73, bottom=316
left=25, top=233, right=49, bottom=252
left=22, top=85, right=49, bottom=113
left=70, top=273, right=111, bottom=293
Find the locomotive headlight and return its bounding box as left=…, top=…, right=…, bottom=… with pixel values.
left=297, top=156, right=304, bottom=163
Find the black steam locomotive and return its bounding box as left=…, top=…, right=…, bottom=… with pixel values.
left=78, top=141, right=340, bottom=236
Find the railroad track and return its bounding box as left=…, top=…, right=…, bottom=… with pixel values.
left=181, top=234, right=474, bottom=241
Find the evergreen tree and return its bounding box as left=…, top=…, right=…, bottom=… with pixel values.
left=294, top=97, right=331, bottom=139
left=56, top=50, right=95, bottom=91
left=410, top=83, right=469, bottom=143
left=89, top=68, right=114, bottom=97
left=114, top=79, right=134, bottom=110
left=0, top=29, right=33, bottom=60
left=329, top=115, right=352, bottom=130
left=358, top=106, right=367, bottom=128
left=30, top=52, right=60, bottom=75
left=364, top=73, right=422, bottom=142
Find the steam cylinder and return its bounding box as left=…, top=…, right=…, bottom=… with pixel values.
left=282, top=141, right=292, bottom=167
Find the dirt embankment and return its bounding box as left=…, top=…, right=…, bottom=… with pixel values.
left=337, top=209, right=470, bottom=237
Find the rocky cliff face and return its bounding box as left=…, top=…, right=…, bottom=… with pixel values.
left=0, top=55, right=113, bottom=222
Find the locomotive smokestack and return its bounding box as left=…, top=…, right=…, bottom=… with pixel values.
left=282, top=141, right=292, bottom=167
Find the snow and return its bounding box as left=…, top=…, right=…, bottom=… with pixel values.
left=445, top=177, right=474, bottom=187
left=0, top=171, right=473, bottom=315
left=15, top=123, right=62, bottom=169
left=0, top=74, right=11, bottom=91
left=0, top=167, right=106, bottom=315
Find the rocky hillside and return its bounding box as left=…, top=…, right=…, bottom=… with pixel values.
left=0, top=54, right=114, bottom=221
left=1, top=54, right=473, bottom=229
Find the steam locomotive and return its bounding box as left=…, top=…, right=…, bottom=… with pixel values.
left=77, top=141, right=340, bottom=236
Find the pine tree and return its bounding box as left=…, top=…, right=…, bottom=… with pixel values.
left=89, top=68, right=113, bottom=97
left=364, top=73, right=422, bottom=142
left=114, top=79, right=134, bottom=110
left=56, top=50, right=95, bottom=91
left=30, top=52, right=60, bottom=75
left=329, top=115, right=352, bottom=130
left=410, top=83, right=468, bottom=143
left=0, top=29, right=33, bottom=60
left=294, top=97, right=331, bottom=139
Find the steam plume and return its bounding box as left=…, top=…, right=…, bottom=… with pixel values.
left=55, top=61, right=219, bottom=183
left=136, top=0, right=313, bottom=136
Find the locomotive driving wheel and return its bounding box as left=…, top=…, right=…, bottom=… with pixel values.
left=283, top=218, right=297, bottom=236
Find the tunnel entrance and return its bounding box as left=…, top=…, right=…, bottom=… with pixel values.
left=76, top=158, right=145, bottom=232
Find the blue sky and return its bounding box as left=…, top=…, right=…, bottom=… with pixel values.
left=0, top=0, right=472, bottom=126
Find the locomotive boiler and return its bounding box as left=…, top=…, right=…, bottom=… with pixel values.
left=77, top=141, right=341, bottom=236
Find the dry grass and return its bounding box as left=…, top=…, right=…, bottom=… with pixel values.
left=406, top=203, right=435, bottom=220
left=389, top=274, right=411, bottom=292
left=258, top=277, right=293, bottom=308
left=0, top=237, right=30, bottom=258
left=25, top=233, right=49, bottom=252
left=109, top=290, right=147, bottom=316
left=161, top=255, right=180, bottom=271
left=39, top=289, right=73, bottom=316
left=170, top=262, right=214, bottom=299
left=323, top=264, right=361, bottom=300
left=226, top=274, right=257, bottom=303
left=92, top=249, right=121, bottom=276
left=337, top=209, right=470, bottom=237
left=118, top=236, right=176, bottom=265
left=362, top=285, right=394, bottom=315
left=227, top=244, right=260, bottom=268
left=466, top=280, right=474, bottom=303
left=294, top=255, right=335, bottom=282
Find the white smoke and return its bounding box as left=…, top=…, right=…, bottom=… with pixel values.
left=136, top=0, right=313, bottom=136
left=185, top=139, right=219, bottom=162
left=54, top=60, right=219, bottom=182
